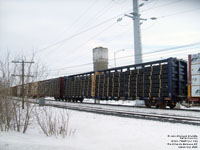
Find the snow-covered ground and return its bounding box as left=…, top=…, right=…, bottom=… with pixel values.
left=85, top=98, right=200, bottom=110
left=84, top=98, right=137, bottom=106
left=0, top=106, right=199, bottom=150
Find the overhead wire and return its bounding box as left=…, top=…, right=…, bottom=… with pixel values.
left=47, top=47, right=200, bottom=78
left=112, top=0, right=127, bottom=4
left=78, top=0, right=114, bottom=31
left=104, top=42, right=200, bottom=64
left=114, top=47, right=200, bottom=65
left=31, top=0, right=199, bottom=77
left=156, top=7, right=200, bottom=19
left=142, top=20, right=157, bottom=31
left=38, top=1, right=113, bottom=55
left=65, top=22, right=117, bottom=62
left=35, top=9, right=132, bottom=55
left=68, top=0, right=131, bottom=59
left=45, top=42, right=200, bottom=73
left=69, top=0, right=133, bottom=60
left=142, top=7, right=200, bottom=31
left=141, top=0, right=184, bottom=12
left=45, top=1, right=118, bottom=60
left=40, top=20, right=117, bottom=62
left=108, top=47, right=200, bottom=68
left=140, top=0, right=158, bottom=12
left=48, top=0, right=99, bottom=43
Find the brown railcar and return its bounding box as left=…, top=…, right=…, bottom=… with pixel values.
left=38, top=77, right=64, bottom=100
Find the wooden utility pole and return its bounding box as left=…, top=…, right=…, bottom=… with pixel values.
left=12, top=60, right=34, bottom=109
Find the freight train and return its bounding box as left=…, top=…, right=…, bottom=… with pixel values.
left=11, top=55, right=200, bottom=109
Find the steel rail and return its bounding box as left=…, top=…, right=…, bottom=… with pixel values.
left=12, top=97, right=200, bottom=126
left=46, top=102, right=200, bottom=126
left=46, top=99, right=200, bottom=113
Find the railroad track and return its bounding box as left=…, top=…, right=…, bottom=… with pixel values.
left=13, top=97, right=200, bottom=126
left=42, top=99, right=200, bottom=126
left=45, top=102, right=200, bottom=126
left=45, top=99, right=200, bottom=113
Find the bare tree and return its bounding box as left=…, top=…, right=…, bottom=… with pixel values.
left=0, top=52, right=16, bottom=131
left=0, top=51, right=47, bottom=133
left=35, top=107, right=71, bottom=138
left=0, top=51, right=73, bottom=138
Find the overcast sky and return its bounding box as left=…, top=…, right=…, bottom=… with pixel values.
left=0, top=0, right=200, bottom=78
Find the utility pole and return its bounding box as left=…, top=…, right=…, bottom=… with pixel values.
left=125, top=0, right=143, bottom=64
left=132, top=0, right=142, bottom=64
left=22, top=61, right=24, bottom=109
left=12, top=60, right=34, bottom=109
left=123, top=0, right=157, bottom=64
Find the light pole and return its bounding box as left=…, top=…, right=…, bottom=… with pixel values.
left=119, top=0, right=157, bottom=64
left=114, top=49, right=124, bottom=67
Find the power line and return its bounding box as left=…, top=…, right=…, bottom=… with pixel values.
left=140, top=42, right=200, bottom=55
left=51, top=0, right=114, bottom=46
left=156, top=7, right=200, bottom=19
left=140, top=6, right=200, bottom=35
left=66, top=0, right=99, bottom=29
left=140, top=0, right=158, bottom=11
left=113, top=0, right=127, bottom=4
left=48, top=0, right=98, bottom=44
left=142, top=7, right=200, bottom=31
left=142, top=20, right=157, bottom=31
left=111, top=42, right=200, bottom=62
left=65, top=22, right=117, bottom=61
left=44, top=42, right=200, bottom=73
left=35, top=9, right=132, bottom=54
left=114, top=47, right=200, bottom=65
left=79, top=0, right=114, bottom=30
left=47, top=1, right=130, bottom=60
left=46, top=63, right=92, bottom=72
left=141, top=0, right=184, bottom=12
left=40, top=19, right=117, bottom=59
left=47, top=47, right=200, bottom=78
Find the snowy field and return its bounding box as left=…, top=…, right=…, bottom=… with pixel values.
left=0, top=106, right=199, bottom=150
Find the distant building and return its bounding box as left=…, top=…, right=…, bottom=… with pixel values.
left=93, top=47, right=108, bottom=71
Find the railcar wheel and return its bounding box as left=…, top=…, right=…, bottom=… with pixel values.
left=79, top=98, right=83, bottom=103
left=145, top=100, right=151, bottom=108
left=156, top=104, right=159, bottom=109
left=169, top=102, right=176, bottom=109
left=159, top=101, right=166, bottom=109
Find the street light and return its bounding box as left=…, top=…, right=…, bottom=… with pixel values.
left=114, top=49, right=125, bottom=67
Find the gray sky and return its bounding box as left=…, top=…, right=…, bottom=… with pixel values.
left=0, top=0, right=200, bottom=78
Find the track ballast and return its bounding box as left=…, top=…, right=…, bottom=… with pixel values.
left=43, top=99, right=200, bottom=126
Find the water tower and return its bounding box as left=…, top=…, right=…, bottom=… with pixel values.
left=93, top=47, right=108, bottom=71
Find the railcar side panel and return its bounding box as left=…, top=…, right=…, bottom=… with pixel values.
left=94, top=58, right=187, bottom=108
left=188, top=53, right=200, bottom=103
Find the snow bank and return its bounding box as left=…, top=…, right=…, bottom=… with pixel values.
left=0, top=107, right=199, bottom=150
